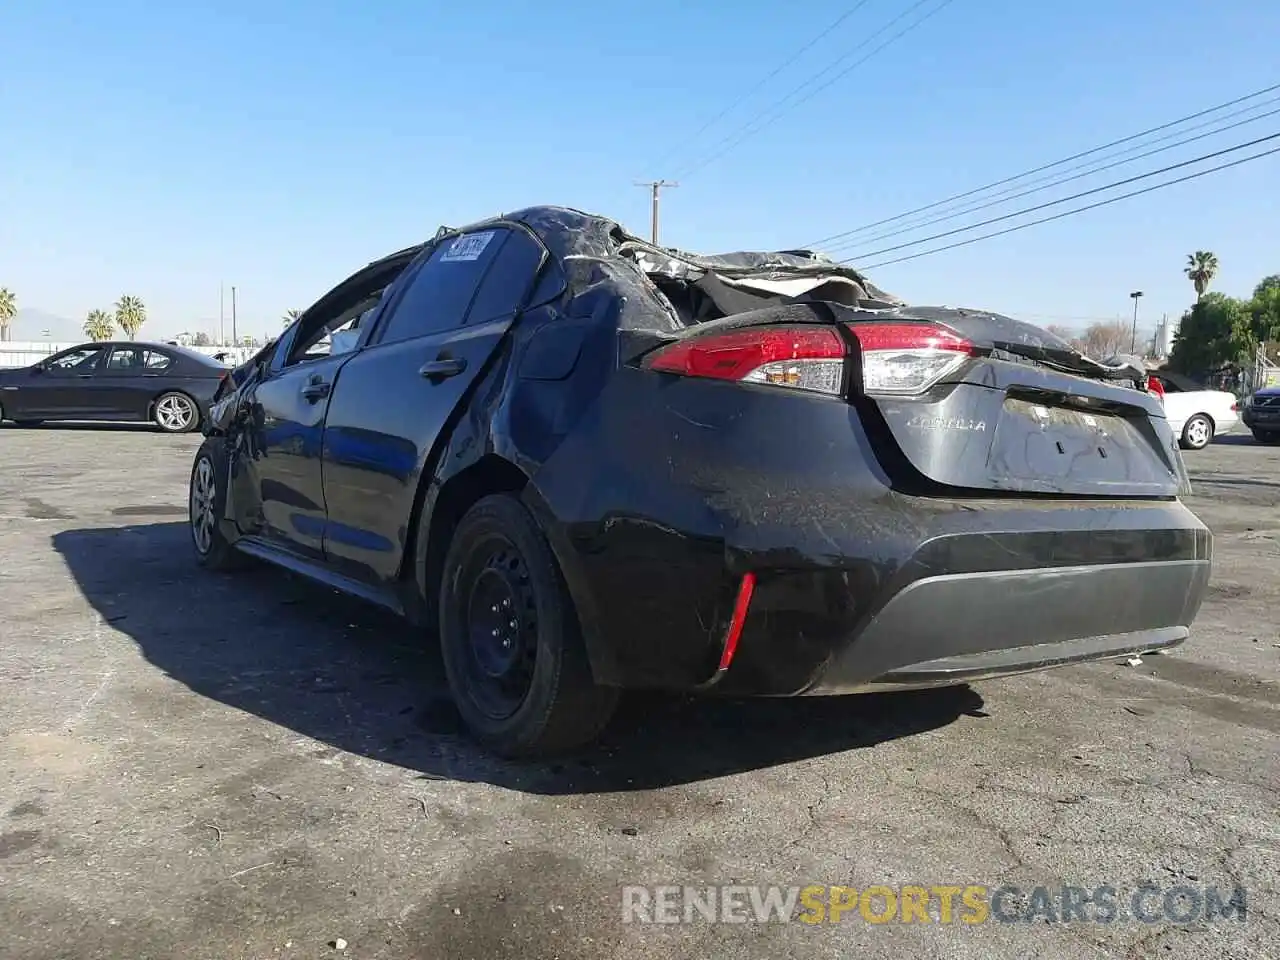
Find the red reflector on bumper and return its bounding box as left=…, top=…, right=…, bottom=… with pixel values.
left=718, top=572, right=757, bottom=672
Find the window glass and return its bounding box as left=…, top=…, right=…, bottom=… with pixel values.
left=526, top=256, right=566, bottom=309
left=46, top=347, right=103, bottom=372
left=377, top=229, right=509, bottom=345
left=285, top=265, right=414, bottom=366
left=465, top=229, right=545, bottom=324
left=105, top=347, right=172, bottom=371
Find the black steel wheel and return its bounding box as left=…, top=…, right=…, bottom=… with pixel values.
left=439, top=493, right=618, bottom=758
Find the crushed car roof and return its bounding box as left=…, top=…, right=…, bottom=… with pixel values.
left=446, top=205, right=903, bottom=307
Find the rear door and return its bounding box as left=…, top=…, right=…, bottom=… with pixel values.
left=97, top=345, right=173, bottom=419
left=319, top=224, right=548, bottom=584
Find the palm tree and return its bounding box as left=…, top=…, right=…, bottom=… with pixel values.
left=114, top=294, right=147, bottom=340
left=0, top=287, right=15, bottom=343
left=283, top=308, right=302, bottom=327
left=83, top=309, right=116, bottom=342
left=1185, top=251, right=1220, bottom=300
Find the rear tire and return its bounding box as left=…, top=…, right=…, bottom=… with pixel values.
left=155, top=391, right=199, bottom=433
left=438, top=493, right=618, bottom=759
left=1180, top=413, right=1213, bottom=451
left=1253, top=429, right=1280, bottom=444
left=189, top=438, right=245, bottom=570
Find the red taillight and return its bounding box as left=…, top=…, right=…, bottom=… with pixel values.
left=644, top=325, right=846, bottom=395
left=846, top=321, right=974, bottom=395
left=643, top=320, right=975, bottom=398
left=1146, top=375, right=1165, bottom=400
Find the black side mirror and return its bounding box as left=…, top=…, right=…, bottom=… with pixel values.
left=31, top=363, right=45, bottom=374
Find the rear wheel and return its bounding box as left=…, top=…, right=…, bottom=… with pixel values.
left=1180, top=414, right=1214, bottom=451
left=1253, top=429, right=1280, bottom=444
left=155, top=391, right=199, bottom=433
left=189, top=438, right=245, bottom=570
left=438, top=493, right=618, bottom=759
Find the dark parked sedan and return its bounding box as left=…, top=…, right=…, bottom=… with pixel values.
left=1241, top=386, right=1280, bottom=443
left=0, top=341, right=228, bottom=432
left=188, top=206, right=1212, bottom=758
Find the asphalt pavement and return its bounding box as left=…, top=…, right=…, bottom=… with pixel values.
left=0, top=423, right=1277, bottom=959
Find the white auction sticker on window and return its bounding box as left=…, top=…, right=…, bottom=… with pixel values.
left=441, top=231, right=496, bottom=262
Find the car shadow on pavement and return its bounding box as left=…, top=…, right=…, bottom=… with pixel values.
left=1212, top=435, right=1268, bottom=447
left=2, top=421, right=163, bottom=432
left=53, top=521, right=984, bottom=794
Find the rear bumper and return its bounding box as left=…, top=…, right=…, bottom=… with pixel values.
left=706, top=508, right=1210, bottom=697
left=801, top=561, right=1204, bottom=694
left=525, top=368, right=1213, bottom=695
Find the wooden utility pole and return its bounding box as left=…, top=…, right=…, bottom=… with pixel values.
left=635, top=180, right=678, bottom=245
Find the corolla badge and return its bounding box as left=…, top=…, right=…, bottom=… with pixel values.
left=905, top=415, right=987, bottom=431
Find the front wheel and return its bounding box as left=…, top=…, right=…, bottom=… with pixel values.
left=154, top=391, right=199, bottom=433
left=438, top=493, right=618, bottom=759
left=189, top=439, right=245, bottom=570
left=1180, top=414, right=1214, bottom=451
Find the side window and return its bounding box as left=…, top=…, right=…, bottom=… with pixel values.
left=45, top=347, right=104, bottom=373
left=465, top=229, right=546, bottom=324
left=104, top=347, right=172, bottom=372
left=1158, top=376, right=1182, bottom=393
left=376, top=229, right=508, bottom=345
left=526, top=256, right=567, bottom=309
left=105, top=347, right=144, bottom=370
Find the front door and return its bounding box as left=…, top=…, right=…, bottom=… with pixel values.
left=320, top=224, right=549, bottom=585
left=19, top=346, right=108, bottom=418
left=237, top=352, right=348, bottom=557
left=232, top=252, right=420, bottom=558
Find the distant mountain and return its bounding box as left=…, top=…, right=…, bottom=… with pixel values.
left=10, top=308, right=84, bottom=343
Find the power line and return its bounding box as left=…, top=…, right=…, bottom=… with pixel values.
left=846, top=141, right=1280, bottom=270
left=804, top=80, right=1280, bottom=248
left=837, top=130, right=1280, bottom=262
left=821, top=99, right=1280, bottom=254
left=671, top=0, right=956, bottom=181
left=646, top=0, right=876, bottom=174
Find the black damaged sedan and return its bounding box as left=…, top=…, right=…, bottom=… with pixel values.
left=189, top=206, right=1211, bottom=758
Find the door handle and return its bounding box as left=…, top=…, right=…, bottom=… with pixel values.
left=418, top=357, right=466, bottom=380
left=301, top=381, right=331, bottom=402
left=78, top=374, right=94, bottom=379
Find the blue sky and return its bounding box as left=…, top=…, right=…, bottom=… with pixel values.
left=1, top=0, right=1277, bottom=342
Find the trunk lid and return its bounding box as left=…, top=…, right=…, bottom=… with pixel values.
left=849, top=306, right=1187, bottom=498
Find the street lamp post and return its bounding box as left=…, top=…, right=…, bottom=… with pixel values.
left=1129, top=291, right=1144, bottom=354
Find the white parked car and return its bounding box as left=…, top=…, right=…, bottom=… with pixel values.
left=1149, top=371, right=1240, bottom=450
